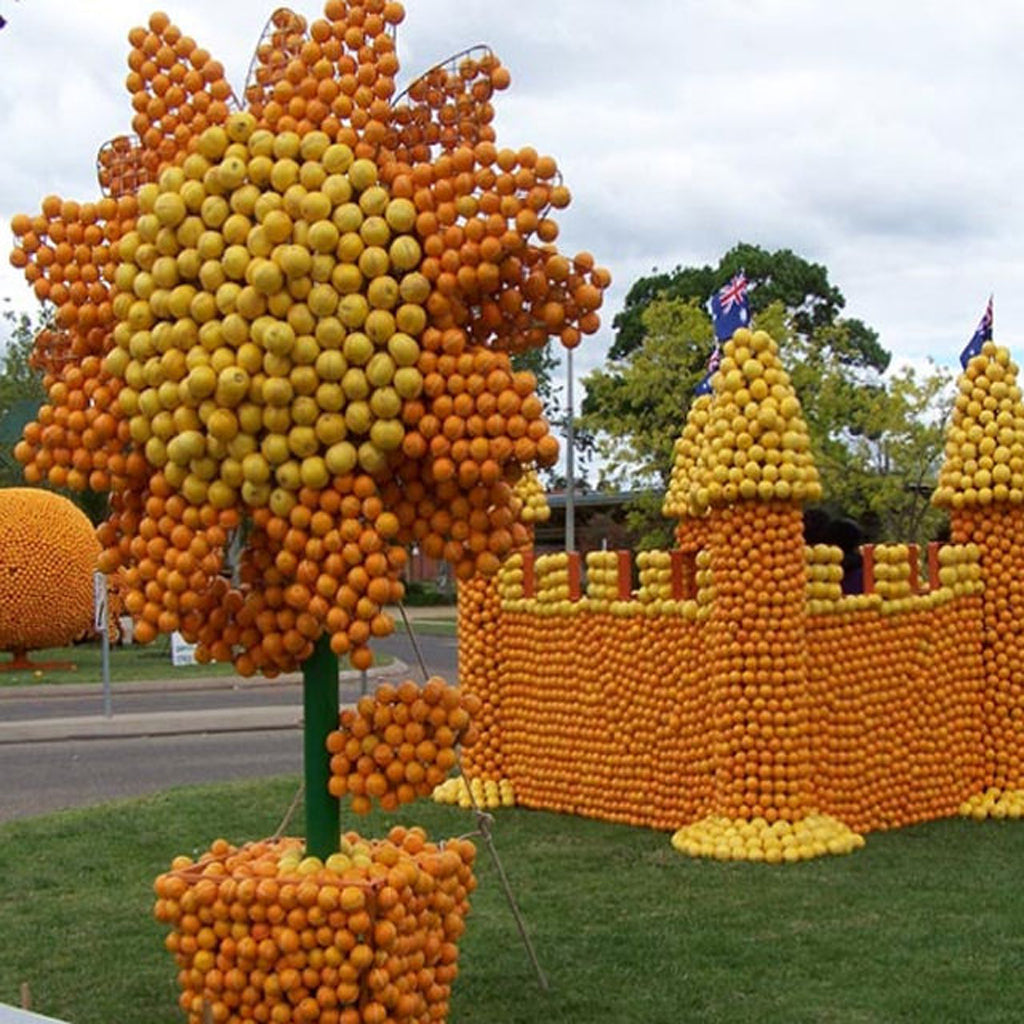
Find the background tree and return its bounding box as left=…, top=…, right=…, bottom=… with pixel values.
left=831, top=362, right=953, bottom=543
left=0, top=306, right=46, bottom=488
left=610, top=241, right=888, bottom=374
left=582, top=297, right=712, bottom=489
left=762, top=301, right=953, bottom=543
left=582, top=249, right=952, bottom=548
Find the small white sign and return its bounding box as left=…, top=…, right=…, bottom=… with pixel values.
left=92, top=571, right=108, bottom=632
left=118, top=615, right=134, bottom=645
left=170, top=631, right=198, bottom=667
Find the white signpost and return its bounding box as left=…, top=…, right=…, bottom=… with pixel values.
left=93, top=571, right=111, bottom=718
left=170, top=631, right=198, bottom=667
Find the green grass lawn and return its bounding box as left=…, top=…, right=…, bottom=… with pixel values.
left=397, top=617, right=457, bottom=638
left=2, top=781, right=1024, bottom=1023
left=0, top=634, right=237, bottom=686
left=0, top=634, right=396, bottom=687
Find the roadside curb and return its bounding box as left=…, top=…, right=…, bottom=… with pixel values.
left=0, top=660, right=410, bottom=745
left=0, top=659, right=410, bottom=701
left=0, top=707, right=304, bottom=745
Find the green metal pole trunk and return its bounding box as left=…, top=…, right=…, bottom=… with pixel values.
left=302, top=634, right=340, bottom=859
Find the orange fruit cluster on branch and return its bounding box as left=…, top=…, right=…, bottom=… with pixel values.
left=8, top=2, right=609, bottom=675
left=326, top=677, right=480, bottom=812
left=126, top=11, right=239, bottom=175
left=154, top=828, right=476, bottom=1024
left=0, top=488, right=101, bottom=657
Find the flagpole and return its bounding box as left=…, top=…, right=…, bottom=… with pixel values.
left=959, top=295, right=994, bottom=369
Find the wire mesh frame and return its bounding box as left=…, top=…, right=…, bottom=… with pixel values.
left=390, top=43, right=495, bottom=109
left=29, top=328, right=79, bottom=371
left=242, top=6, right=401, bottom=106
left=95, top=134, right=152, bottom=199
left=243, top=6, right=307, bottom=101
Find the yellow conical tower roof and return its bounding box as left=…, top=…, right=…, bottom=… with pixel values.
left=662, top=393, right=712, bottom=518
left=690, top=327, right=820, bottom=511
left=514, top=469, right=551, bottom=524
left=933, top=340, right=1024, bottom=510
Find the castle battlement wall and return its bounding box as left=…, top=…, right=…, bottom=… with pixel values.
left=490, top=541, right=982, bottom=619
left=457, top=538, right=988, bottom=835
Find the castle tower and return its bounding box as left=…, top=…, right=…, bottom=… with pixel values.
left=670, top=327, right=862, bottom=861
left=934, top=340, right=1024, bottom=818
left=663, top=392, right=712, bottom=553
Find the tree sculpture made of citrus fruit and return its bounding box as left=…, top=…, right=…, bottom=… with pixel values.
left=0, top=487, right=101, bottom=666
left=8, top=2, right=610, bottom=676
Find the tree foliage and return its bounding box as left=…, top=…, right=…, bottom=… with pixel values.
left=769, top=302, right=953, bottom=543
left=0, top=307, right=46, bottom=414
left=0, top=307, right=46, bottom=488
left=823, top=362, right=953, bottom=543
left=610, top=242, right=889, bottom=374
left=583, top=248, right=953, bottom=548
left=581, top=298, right=713, bottom=495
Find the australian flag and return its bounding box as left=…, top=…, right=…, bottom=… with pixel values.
left=960, top=296, right=993, bottom=368
left=710, top=272, right=750, bottom=342
left=694, top=344, right=722, bottom=396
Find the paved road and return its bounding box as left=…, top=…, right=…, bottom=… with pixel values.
left=372, top=629, right=459, bottom=683
left=0, top=681, right=301, bottom=722
left=0, top=730, right=301, bottom=822
left=0, top=630, right=460, bottom=824
left=0, top=632, right=459, bottom=723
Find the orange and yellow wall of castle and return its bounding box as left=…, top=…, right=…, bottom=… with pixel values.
left=438, top=539, right=1024, bottom=857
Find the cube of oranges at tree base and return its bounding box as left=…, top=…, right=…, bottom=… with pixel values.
left=154, top=830, right=476, bottom=1024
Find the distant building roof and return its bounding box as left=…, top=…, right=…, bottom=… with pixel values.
left=544, top=489, right=653, bottom=510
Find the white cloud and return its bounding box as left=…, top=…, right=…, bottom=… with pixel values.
left=3, top=0, right=1024, bottom=429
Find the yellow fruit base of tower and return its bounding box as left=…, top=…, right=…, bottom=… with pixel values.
left=433, top=775, right=516, bottom=810
left=960, top=787, right=1024, bottom=820
left=671, top=812, right=864, bottom=863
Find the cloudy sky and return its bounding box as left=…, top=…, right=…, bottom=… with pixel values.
left=2, top=0, right=1022, bottom=396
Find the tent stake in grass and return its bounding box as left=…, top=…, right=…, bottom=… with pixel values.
left=398, top=601, right=548, bottom=991
left=397, top=601, right=431, bottom=681
left=459, top=759, right=549, bottom=992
